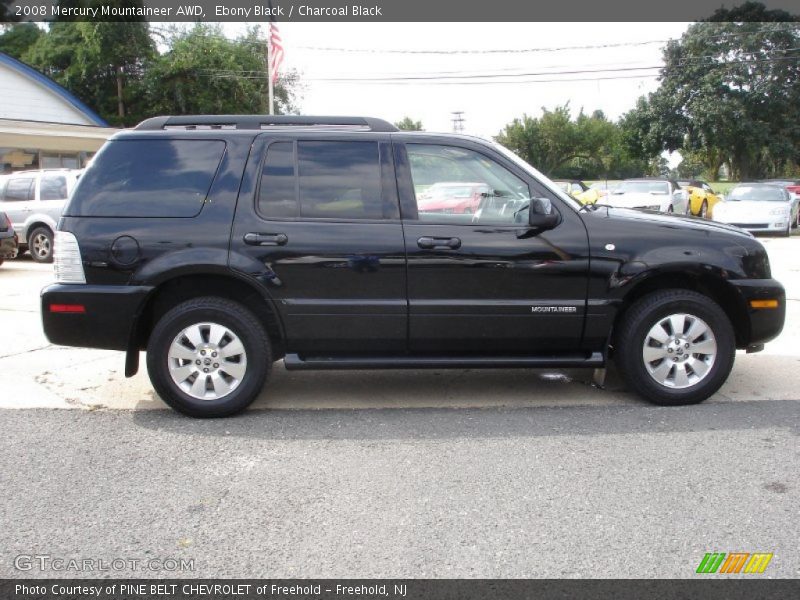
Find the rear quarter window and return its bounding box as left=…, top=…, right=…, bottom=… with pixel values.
left=66, top=139, right=226, bottom=217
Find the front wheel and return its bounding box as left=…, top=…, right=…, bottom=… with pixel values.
left=700, top=200, right=708, bottom=219
left=615, top=290, right=735, bottom=406
left=146, top=297, right=271, bottom=417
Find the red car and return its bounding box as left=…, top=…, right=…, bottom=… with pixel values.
left=416, top=182, right=490, bottom=214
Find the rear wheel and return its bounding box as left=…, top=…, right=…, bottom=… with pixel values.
left=146, top=297, right=271, bottom=417
left=29, top=227, right=53, bottom=263
left=615, top=290, right=735, bottom=406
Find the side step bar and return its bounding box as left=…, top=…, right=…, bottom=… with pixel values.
left=284, top=352, right=604, bottom=371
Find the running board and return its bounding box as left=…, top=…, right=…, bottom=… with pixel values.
left=284, top=352, right=604, bottom=370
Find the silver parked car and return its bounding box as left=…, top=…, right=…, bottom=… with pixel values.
left=0, top=169, right=81, bottom=262
left=712, top=183, right=797, bottom=237
left=605, top=178, right=689, bottom=214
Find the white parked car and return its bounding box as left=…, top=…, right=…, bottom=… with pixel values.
left=712, top=184, right=797, bottom=237
left=605, top=178, right=689, bottom=214
left=0, top=169, right=82, bottom=262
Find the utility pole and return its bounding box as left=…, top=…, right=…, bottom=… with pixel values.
left=451, top=111, right=465, bottom=133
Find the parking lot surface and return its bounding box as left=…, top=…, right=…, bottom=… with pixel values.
left=1, top=236, right=798, bottom=578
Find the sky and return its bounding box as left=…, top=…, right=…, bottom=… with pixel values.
left=224, top=21, right=691, bottom=139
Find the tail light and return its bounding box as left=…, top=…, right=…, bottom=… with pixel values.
left=0, top=212, right=8, bottom=232
left=54, top=231, right=86, bottom=284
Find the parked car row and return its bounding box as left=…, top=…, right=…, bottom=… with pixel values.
left=0, top=168, right=82, bottom=263
left=551, top=176, right=798, bottom=237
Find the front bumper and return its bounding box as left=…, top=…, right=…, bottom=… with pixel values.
left=729, top=279, right=786, bottom=349
left=715, top=218, right=789, bottom=233
left=41, top=284, right=153, bottom=350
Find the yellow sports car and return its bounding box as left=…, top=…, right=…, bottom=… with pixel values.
left=554, top=180, right=601, bottom=205
left=679, top=180, right=722, bottom=218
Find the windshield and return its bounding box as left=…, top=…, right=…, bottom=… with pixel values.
left=728, top=186, right=786, bottom=202
left=490, top=141, right=581, bottom=211
left=613, top=181, right=670, bottom=195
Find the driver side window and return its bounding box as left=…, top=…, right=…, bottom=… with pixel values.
left=406, top=144, right=532, bottom=225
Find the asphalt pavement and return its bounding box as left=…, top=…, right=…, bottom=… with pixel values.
left=0, top=236, right=798, bottom=578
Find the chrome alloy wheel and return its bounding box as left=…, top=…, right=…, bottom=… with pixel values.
left=168, top=322, right=247, bottom=400
left=32, top=232, right=51, bottom=259
left=642, top=313, right=717, bottom=389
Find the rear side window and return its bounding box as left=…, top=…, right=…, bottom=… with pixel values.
left=67, top=139, right=225, bottom=217
left=258, top=142, right=297, bottom=218
left=3, top=177, right=34, bottom=201
left=257, top=140, right=390, bottom=220
left=40, top=174, right=68, bottom=200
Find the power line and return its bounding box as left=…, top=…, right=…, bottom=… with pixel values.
left=194, top=54, right=800, bottom=84
left=147, top=23, right=799, bottom=56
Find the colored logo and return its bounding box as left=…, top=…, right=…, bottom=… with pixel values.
left=696, top=552, right=773, bottom=574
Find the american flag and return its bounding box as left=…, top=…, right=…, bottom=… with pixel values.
left=269, top=22, right=284, bottom=85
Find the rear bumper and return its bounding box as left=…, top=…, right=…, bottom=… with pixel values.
left=0, top=233, right=17, bottom=259
left=41, top=284, right=152, bottom=350
left=729, top=279, right=786, bottom=349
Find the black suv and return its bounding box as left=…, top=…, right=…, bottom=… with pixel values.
left=41, top=115, right=785, bottom=417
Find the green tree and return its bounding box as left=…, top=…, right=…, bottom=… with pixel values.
left=0, top=24, right=43, bottom=60
left=143, top=24, right=299, bottom=116
left=631, top=7, right=800, bottom=179
left=24, top=19, right=154, bottom=126
left=496, top=105, right=647, bottom=179
left=395, top=117, right=423, bottom=131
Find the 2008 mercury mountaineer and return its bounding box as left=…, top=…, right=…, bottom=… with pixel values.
left=41, top=115, right=785, bottom=417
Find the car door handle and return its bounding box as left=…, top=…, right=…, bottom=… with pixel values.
left=417, top=236, right=461, bottom=250
left=244, top=232, right=288, bottom=246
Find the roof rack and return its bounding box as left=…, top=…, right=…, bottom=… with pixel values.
left=135, top=115, right=398, bottom=133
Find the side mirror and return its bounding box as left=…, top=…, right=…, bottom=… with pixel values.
left=528, top=197, right=559, bottom=230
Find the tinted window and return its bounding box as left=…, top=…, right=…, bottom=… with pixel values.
left=407, top=144, right=532, bottom=225
left=298, top=141, right=382, bottom=219
left=40, top=175, right=68, bottom=200
left=67, top=140, right=225, bottom=217
left=258, top=142, right=297, bottom=218
left=3, top=177, right=34, bottom=201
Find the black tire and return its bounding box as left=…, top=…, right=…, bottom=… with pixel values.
left=780, top=220, right=791, bottom=237
left=0, top=259, right=4, bottom=267
left=667, top=204, right=674, bottom=214
left=615, top=290, right=735, bottom=406
left=700, top=200, right=708, bottom=219
left=146, top=297, right=271, bottom=417
left=28, top=226, right=54, bottom=263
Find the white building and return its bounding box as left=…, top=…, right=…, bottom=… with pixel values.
left=0, top=52, right=117, bottom=173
